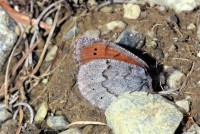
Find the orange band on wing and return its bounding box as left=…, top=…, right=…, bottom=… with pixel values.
left=80, top=44, right=141, bottom=66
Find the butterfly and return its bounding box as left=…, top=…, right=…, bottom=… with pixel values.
left=74, top=37, right=152, bottom=110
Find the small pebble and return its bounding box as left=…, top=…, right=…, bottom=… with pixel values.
left=123, top=4, right=141, bottom=19
left=82, top=125, right=94, bottom=134
left=105, top=91, right=183, bottom=134
left=167, top=70, right=186, bottom=89
left=157, top=6, right=167, bottom=14
left=197, top=51, right=200, bottom=57
left=100, top=6, right=113, bottom=13
left=187, top=23, right=196, bottom=30
left=45, top=17, right=53, bottom=25
left=42, top=78, right=48, bottom=85
left=167, top=14, right=179, bottom=25
left=183, top=123, right=200, bottom=134
left=0, top=106, right=12, bottom=124
left=140, top=12, right=147, bottom=19
left=59, top=128, right=81, bottom=134
left=106, top=21, right=126, bottom=31
left=197, top=80, right=200, bottom=86
left=197, top=25, right=200, bottom=41
left=34, top=102, right=48, bottom=123
left=45, top=45, right=58, bottom=62
left=82, top=29, right=100, bottom=38
left=148, top=40, right=157, bottom=48
left=175, top=99, right=190, bottom=112
left=64, top=26, right=80, bottom=41
left=47, top=116, right=69, bottom=130
left=115, top=28, right=145, bottom=49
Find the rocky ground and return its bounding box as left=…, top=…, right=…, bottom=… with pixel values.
left=1, top=0, right=200, bottom=134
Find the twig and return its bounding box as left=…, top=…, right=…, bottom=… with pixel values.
left=13, top=102, right=34, bottom=124
left=28, top=0, right=64, bottom=65
left=31, top=3, right=61, bottom=75
left=0, top=0, right=52, bottom=30
left=66, top=121, right=106, bottom=128
left=3, top=23, right=25, bottom=109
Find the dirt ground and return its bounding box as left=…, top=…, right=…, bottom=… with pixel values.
left=22, top=4, right=200, bottom=133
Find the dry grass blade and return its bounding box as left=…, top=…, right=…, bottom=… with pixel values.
left=66, top=121, right=107, bottom=128
left=0, top=0, right=52, bottom=30
left=3, top=23, right=25, bottom=108
left=31, top=3, right=61, bottom=75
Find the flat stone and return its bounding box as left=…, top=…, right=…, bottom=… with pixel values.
left=47, top=116, right=69, bottom=130
left=34, top=102, right=48, bottom=123
left=82, top=29, right=100, bottom=38
left=106, top=21, right=126, bottom=31
left=105, top=91, right=183, bottom=134
left=167, top=70, right=186, bottom=89
left=123, top=4, right=141, bottom=19
left=59, top=128, right=81, bottom=134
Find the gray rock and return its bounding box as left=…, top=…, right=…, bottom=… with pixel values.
left=115, top=28, right=145, bottom=49
left=105, top=91, right=183, bottom=134
left=123, top=4, right=141, bottom=19
left=82, top=29, right=100, bottom=38
left=0, top=6, right=18, bottom=71
left=0, top=106, right=12, bottom=124
left=47, top=115, right=69, bottom=130
left=106, top=21, right=126, bottom=31
left=59, top=128, right=81, bottom=134
left=167, top=70, right=186, bottom=89
left=182, top=123, right=200, bottom=134
left=34, top=102, right=48, bottom=123
left=63, top=26, right=79, bottom=41
left=0, top=119, right=18, bottom=134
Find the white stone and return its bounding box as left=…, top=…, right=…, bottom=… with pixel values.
left=45, top=45, right=58, bottom=62
left=105, top=91, right=183, bottom=134
left=147, top=0, right=200, bottom=13
left=187, top=23, right=196, bottom=30
left=123, top=4, right=141, bottom=19
left=34, top=102, right=48, bottom=123
left=167, top=70, right=185, bottom=89
left=45, top=17, right=53, bottom=25
left=197, top=51, right=200, bottom=57
left=176, top=99, right=190, bottom=112
left=106, top=21, right=126, bottom=31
